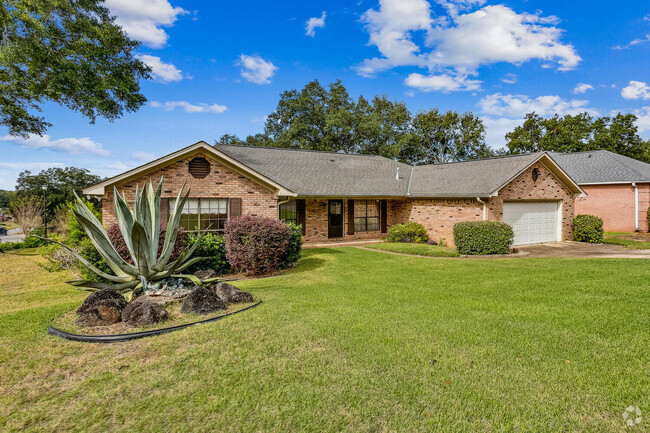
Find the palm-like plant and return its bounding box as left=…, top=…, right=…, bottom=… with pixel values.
left=49, top=178, right=211, bottom=300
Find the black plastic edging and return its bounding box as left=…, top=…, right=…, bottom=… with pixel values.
left=48, top=300, right=262, bottom=343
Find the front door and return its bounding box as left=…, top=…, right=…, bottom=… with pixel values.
left=328, top=200, right=344, bottom=238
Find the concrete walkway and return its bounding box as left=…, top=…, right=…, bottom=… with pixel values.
left=515, top=242, right=650, bottom=259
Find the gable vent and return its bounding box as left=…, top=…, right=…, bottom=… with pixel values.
left=188, top=157, right=210, bottom=179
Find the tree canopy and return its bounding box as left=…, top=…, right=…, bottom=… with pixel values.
left=216, top=80, right=489, bottom=165
left=14, top=167, right=102, bottom=217
left=506, top=112, right=650, bottom=162
left=0, top=0, right=151, bottom=137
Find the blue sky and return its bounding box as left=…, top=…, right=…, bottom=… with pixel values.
left=2, top=0, right=650, bottom=189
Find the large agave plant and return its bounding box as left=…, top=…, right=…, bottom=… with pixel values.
left=49, top=178, right=212, bottom=300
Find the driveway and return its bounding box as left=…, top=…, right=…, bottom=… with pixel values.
left=0, top=228, right=25, bottom=244
left=516, top=242, right=650, bottom=258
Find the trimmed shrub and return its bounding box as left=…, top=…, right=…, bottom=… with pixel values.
left=385, top=222, right=429, bottom=243
left=184, top=232, right=229, bottom=275
left=453, top=221, right=514, bottom=255
left=224, top=216, right=293, bottom=274
left=283, top=223, right=303, bottom=266
left=572, top=214, right=603, bottom=243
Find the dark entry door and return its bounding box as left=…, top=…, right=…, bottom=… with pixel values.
left=328, top=200, right=344, bottom=238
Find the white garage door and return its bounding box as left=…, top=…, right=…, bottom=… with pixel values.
left=503, top=201, right=560, bottom=246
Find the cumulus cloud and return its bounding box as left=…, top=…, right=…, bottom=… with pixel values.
left=612, top=34, right=650, bottom=50
left=106, top=0, right=186, bottom=48
left=356, top=0, right=580, bottom=92
left=136, top=55, right=183, bottom=83
left=0, top=135, right=110, bottom=157
left=573, top=83, right=594, bottom=94
left=478, top=93, right=598, bottom=118
left=149, top=101, right=227, bottom=113
left=131, top=151, right=157, bottom=161
left=404, top=73, right=481, bottom=92
left=238, top=54, right=278, bottom=84
left=621, top=81, right=650, bottom=100
left=633, top=107, right=650, bottom=135
left=500, top=73, right=517, bottom=84
left=305, top=11, right=326, bottom=37
left=481, top=116, right=522, bottom=148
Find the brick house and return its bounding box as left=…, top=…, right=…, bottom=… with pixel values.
left=553, top=151, right=650, bottom=232
left=84, top=141, right=585, bottom=246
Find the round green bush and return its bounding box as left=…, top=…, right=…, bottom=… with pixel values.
left=185, top=232, right=229, bottom=275
left=453, top=221, right=514, bottom=255
left=385, top=222, right=429, bottom=243
left=572, top=214, right=603, bottom=243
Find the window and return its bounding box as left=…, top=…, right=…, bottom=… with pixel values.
left=279, top=200, right=297, bottom=225
left=170, top=198, right=228, bottom=231
left=354, top=200, right=380, bottom=232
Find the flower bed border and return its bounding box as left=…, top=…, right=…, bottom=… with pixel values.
left=48, top=300, right=262, bottom=343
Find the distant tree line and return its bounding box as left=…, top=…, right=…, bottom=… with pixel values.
left=217, top=79, right=650, bottom=164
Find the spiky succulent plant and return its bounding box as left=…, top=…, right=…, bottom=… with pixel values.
left=49, top=178, right=212, bottom=300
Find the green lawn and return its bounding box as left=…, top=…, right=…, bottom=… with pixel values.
left=364, top=242, right=460, bottom=257
left=603, top=231, right=650, bottom=249
left=1, top=249, right=648, bottom=432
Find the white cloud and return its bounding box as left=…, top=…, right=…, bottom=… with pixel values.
left=105, top=0, right=186, bottom=48
left=478, top=93, right=597, bottom=118
left=0, top=162, right=67, bottom=189
left=356, top=1, right=580, bottom=92
left=633, top=107, right=650, bottom=135
left=136, top=55, right=183, bottom=83
left=251, top=116, right=268, bottom=123
left=612, top=34, right=650, bottom=50
left=573, top=83, right=594, bottom=94
left=500, top=73, right=517, bottom=84
left=238, top=54, right=278, bottom=84
left=481, top=116, right=521, bottom=148
left=131, top=151, right=157, bottom=161
left=305, top=11, right=326, bottom=37
left=0, top=135, right=110, bottom=157
left=621, top=81, right=650, bottom=100
left=150, top=101, right=227, bottom=113
left=404, top=72, right=481, bottom=92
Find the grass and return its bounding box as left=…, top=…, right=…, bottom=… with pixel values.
left=0, top=221, right=18, bottom=230
left=1, top=250, right=649, bottom=432
left=603, top=231, right=650, bottom=249
left=364, top=242, right=460, bottom=257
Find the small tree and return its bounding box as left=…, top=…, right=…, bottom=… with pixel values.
left=10, top=196, right=42, bottom=235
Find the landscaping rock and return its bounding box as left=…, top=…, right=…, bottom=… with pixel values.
left=122, top=299, right=169, bottom=327
left=426, top=239, right=438, bottom=246
left=76, top=289, right=128, bottom=327
left=77, top=289, right=126, bottom=314
left=181, top=286, right=226, bottom=315
left=193, top=269, right=219, bottom=282
left=210, top=282, right=253, bottom=304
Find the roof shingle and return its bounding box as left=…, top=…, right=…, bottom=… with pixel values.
left=551, top=150, right=650, bottom=184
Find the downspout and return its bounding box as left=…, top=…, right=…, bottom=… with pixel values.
left=277, top=197, right=291, bottom=219
left=632, top=183, right=639, bottom=232
left=476, top=197, right=487, bottom=221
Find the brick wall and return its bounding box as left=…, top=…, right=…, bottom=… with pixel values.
left=101, top=153, right=278, bottom=227
left=576, top=183, right=650, bottom=232
left=396, top=198, right=482, bottom=246
left=486, top=161, right=575, bottom=241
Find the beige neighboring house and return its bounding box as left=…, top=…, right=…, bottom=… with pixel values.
left=84, top=141, right=585, bottom=246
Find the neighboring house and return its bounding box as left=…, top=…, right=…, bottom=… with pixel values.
left=84, top=141, right=584, bottom=246
left=553, top=150, right=650, bottom=232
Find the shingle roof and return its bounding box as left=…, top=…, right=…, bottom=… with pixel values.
left=551, top=150, right=650, bottom=184
left=214, top=144, right=412, bottom=196
left=409, top=152, right=544, bottom=197
left=215, top=144, right=566, bottom=197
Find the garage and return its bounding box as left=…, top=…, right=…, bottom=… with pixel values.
left=503, top=201, right=560, bottom=245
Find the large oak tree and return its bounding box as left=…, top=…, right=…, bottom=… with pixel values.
left=0, top=0, right=151, bottom=137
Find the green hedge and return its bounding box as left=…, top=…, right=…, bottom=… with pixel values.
left=572, top=214, right=603, bottom=243
left=185, top=232, right=229, bottom=275
left=453, top=221, right=514, bottom=255
left=385, top=222, right=429, bottom=243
